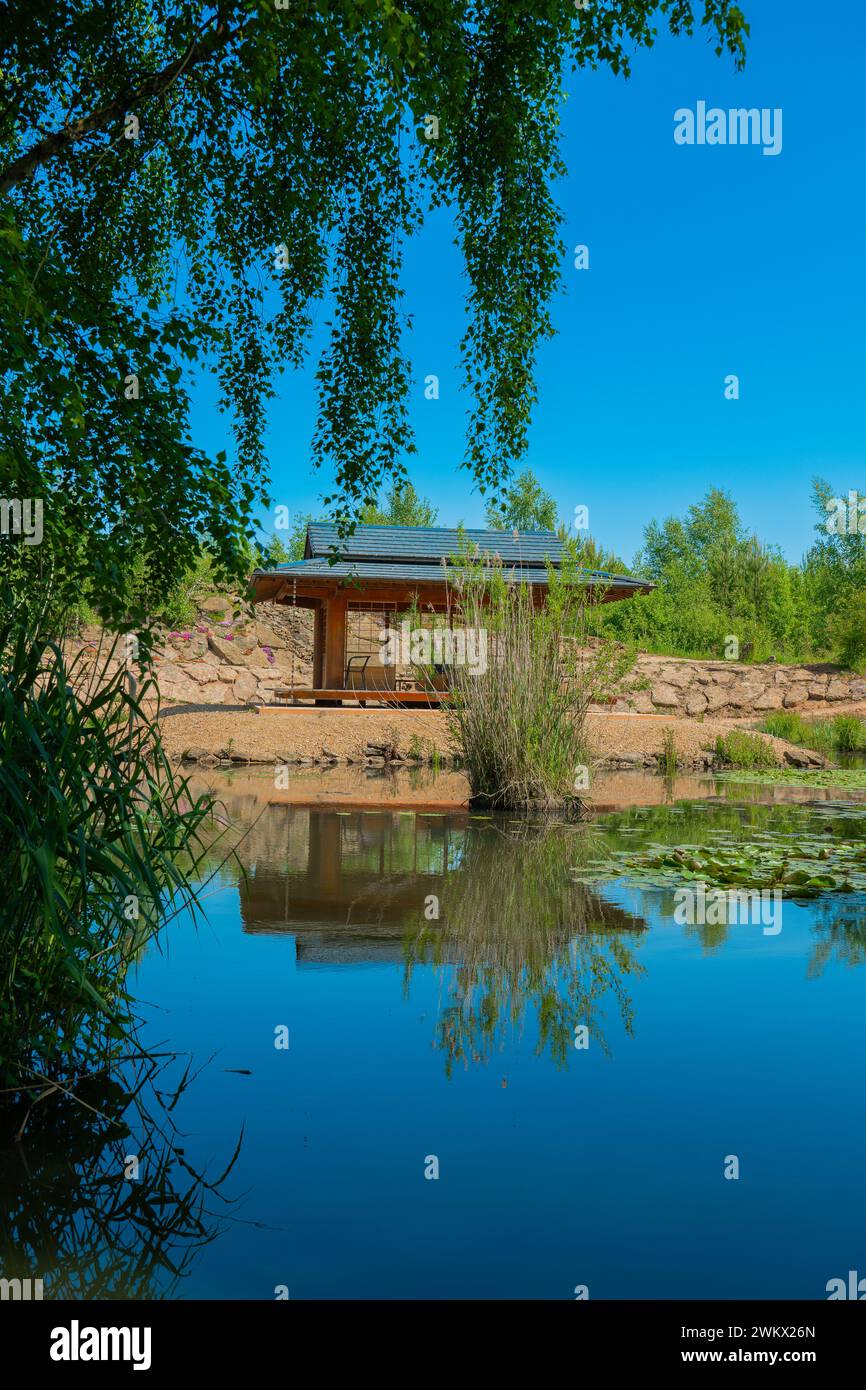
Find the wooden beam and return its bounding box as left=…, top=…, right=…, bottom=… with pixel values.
left=313, top=602, right=326, bottom=686
left=323, top=593, right=348, bottom=688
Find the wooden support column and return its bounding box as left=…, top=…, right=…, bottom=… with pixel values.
left=312, top=602, right=326, bottom=687
left=323, top=592, right=348, bottom=690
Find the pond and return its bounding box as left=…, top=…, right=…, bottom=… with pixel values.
left=4, top=770, right=866, bottom=1300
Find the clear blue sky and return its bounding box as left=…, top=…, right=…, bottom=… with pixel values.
left=189, top=0, right=865, bottom=566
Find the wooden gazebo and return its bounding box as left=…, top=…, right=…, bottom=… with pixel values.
left=249, top=523, right=653, bottom=706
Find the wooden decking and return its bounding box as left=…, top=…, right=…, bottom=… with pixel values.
left=257, top=687, right=450, bottom=710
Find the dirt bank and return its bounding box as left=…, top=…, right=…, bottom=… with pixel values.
left=159, top=705, right=821, bottom=772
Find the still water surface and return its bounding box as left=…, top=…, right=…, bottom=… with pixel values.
left=6, top=773, right=866, bottom=1299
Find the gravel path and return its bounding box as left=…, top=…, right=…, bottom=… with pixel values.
left=158, top=704, right=807, bottom=768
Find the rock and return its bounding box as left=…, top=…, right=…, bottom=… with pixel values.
left=727, top=684, right=765, bottom=709
left=650, top=683, right=680, bottom=709
left=200, top=595, right=231, bottom=615
left=364, top=756, right=386, bottom=767
left=232, top=670, right=259, bottom=703
left=207, top=636, right=257, bottom=667
left=782, top=685, right=810, bottom=707
left=807, top=680, right=829, bottom=699
left=783, top=748, right=811, bottom=767
left=704, top=686, right=731, bottom=712
left=254, top=622, right=288, bottom=650
left=628, top=690, right=655, bottom=714
left=181, top=747, right=208, bottom=762
left=182, top=662, right=224, bottom=685
left=657, top=666, right=692, bottom=688
left=685, top=692, right=709, bottom=716
left=826, top=679, right=850, bottom=700
left=754, top=688, right=784, bottom=710
left=161, top=674, right=204, bottom=704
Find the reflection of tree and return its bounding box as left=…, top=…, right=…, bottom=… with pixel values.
left=807, top=899, right=866, bottom=977
left=0, top=1057, right=240, bottom=1299
left=404, top=821, right=647, bottom=1073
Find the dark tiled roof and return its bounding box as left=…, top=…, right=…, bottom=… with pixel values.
left=254, top=556, right=651, bottom=591
left=306, top=522, right=565, bottom=567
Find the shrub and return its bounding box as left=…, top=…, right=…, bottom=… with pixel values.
left=714, top=730, right=778, bottom=769
left=829, top=591, right=866, bottom=671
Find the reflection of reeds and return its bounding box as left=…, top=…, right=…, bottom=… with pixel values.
left=807, top=900, right=866, bottom=977
left=405, top=820, right=647, bottom=1072
left=0, top=1053, right=241, bottom=1298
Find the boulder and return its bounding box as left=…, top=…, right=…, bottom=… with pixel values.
left=727, top=684, right=765, bottom=709
left=826, top=679, right=851, bottom=700
left=254, top=622, right=288, bottom=650
left=782, top=685, right=810, bottom=707
left=207, top=633, right=245, bottom=665
left=650, top=683, right=681, bottom=709
left=754, top=688, right=784, bottom=710
left=704, top=686, right=731, bottom=712
left=182, top=662, right=225, bottom=685
left=232, top=669, right=259, bottom=703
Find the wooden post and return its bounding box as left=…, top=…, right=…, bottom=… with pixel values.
left=313, top=602, right=326, bottom=687
left=323, top=592, right=348, bottom=689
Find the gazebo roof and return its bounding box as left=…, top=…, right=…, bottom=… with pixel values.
left=250, top=523, right=653, bottom=602
left=305, top=522, right=567, bottom=567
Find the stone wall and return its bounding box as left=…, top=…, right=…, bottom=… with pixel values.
left=66, top=601, right=866, bottom=720
left=609, top=654, right=866, bottom=719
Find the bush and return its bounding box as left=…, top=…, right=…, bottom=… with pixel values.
left=828, top=591, right=866, bottom=671
left=714, top=730, right=778, bottom=769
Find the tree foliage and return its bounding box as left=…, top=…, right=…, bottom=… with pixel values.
left=486, top=467, right=557, bottom=532
left=0, top=0, right=749, bottom=626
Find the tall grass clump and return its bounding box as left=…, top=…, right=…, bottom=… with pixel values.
left=757, top=710, right=813, bottom=746
left=442, top=557, right=630, bottom=810
left=0, top=609, right=216, bottom=1101
left=831, top=714, right=866, bottom=753
left=757, top=711, right=866, bottom=757
left=714, top=730, right=778, bottom=769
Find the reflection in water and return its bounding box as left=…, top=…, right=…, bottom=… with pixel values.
left=8, top=781, right=866, bottom=1302
left=222, top=792, right=866, bottom=1069
left=808, top=900, right=866, bottom=975
left=226, top=802, right=648, bottom=1069
left=0, top=1058, right=239, bottom=1299
left=404, top=820, right=647, bottom=1071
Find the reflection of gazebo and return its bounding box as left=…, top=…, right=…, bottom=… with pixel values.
left=240, top=808, right=458, bottom=962
left=249, top=523, right=653, bottom=706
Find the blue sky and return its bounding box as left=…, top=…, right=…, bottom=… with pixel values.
left=190, top=0, right=865, bottom=566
